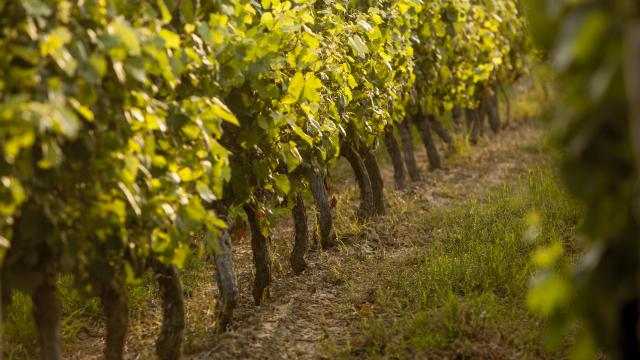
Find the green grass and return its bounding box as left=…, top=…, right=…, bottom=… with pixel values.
left=3, top=275, right=103, bottom=359
left=3, top=292, right=35, bottom=359
left=338, top=165, right=582, bottom=359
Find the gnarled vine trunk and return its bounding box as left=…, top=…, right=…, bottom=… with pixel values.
left=498, top=83, right=511, bottom=125
left=101, top=269, right=128, bottom=360
left=359, top=147, right=385, bottom=215
left=212, top=221, right=238, bottom=332
left=487, top=92, right=501, bottom=133
left=479, top=99, right=488, bottom=137
left=32, top=276, right=62, bottom=360
left=383, top=126, right=406, bottom=190
left=153, top=261, right=184, bottom=360
left=428, top=115, right=455, bottom=152
left=341, top=144, right=375, bottom=219
left=413, top=115, right=441, bottom=170
left=290, top=192, right=308, bottom=274
left=310, top=170, right=337, bottom=249
left=244, top=203, right=271, bottom=305
left=469, top=108, right=483, bottom=145
left=452, top=105, right=463, bottom=131
left=465, top=108, right=475, bottom=130
left=397, top=119, right=422, bottom=181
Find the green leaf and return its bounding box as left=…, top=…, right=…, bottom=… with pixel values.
left=22, top=0, right=52, bottom=16
left=261, top=12, right=275, bottom=30
left=357, top=20, right=373, bottom=33
left=290, top=123, right=313, bottom=146
left=157, top=0, right=172, bottom=23
left=283, top=143, right=303, bottom=172
left=40, top=27, right=77, bottom=75
left=196, top=181, right=216, bottom=202
left=178, top=198, right=206, bottom=232
left=302, top=72, right=322, bottom=102
left=37, top=140, right=62, bottom=169
left=347, top=74, right=357, bottom=88
left=159, top=29, right=181, bottom=49
left=122, top=155, right=140, bottom=184
left=211, top=98, right=239, bottom=125
left=89, top=53, right=107, bottom=77
left=0, top=235, right=10, bottom=249
left=553, top=10, right=607, bottom=72
left=273, top=174, right=290, bottom=194
left=532, top=241, right=563, bottom=268
left=302, top=33, right=319, bottom=49
left=40, top=27, right=71, bottom=56
left=178, top=167, right=194, bottom=181
left=52, top=103, right=81, bottom=137
left=108, top=18, right=141, bottom=56
left=283, top=72, right=305, bottom=104
left=527, top=272, right=570, bottom=316
left=171, top=244, right=190, bottom=268
left=152, top=155, right=167, bottom=168
left=181, top=0, right=195, bottom=23
left=118, top=181, right=141, bottom=216
left=0, top=177, right=25, bottom=217
left=348, top=35, right=368, bottom=58
left=68, top=98, right=94, bottom=122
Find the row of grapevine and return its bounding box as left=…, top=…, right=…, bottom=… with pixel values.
left=0, top=0, right=526, bottom=359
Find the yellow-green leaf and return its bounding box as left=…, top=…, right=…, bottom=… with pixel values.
left=196, top=181, right=216, bottom=202
left=212, top=98, right=239, bottom=125
left=108, top=17, right=141, bottom=56
left=273, top=174, right=290, bottom=194
left=159, top=29, right=181, bottom=48
left=302, top=72, right=322, bottom=102
left=302, top=32, right=319, bottom=49
left=290, top=123, right=313, bottom=146
left=284, top=72, right=305, bottom=104
left=261, top=12, right=275, bottom=29
left=348, top=35, right=368, bottom=58
left=68, top=98, right=94, bottom=122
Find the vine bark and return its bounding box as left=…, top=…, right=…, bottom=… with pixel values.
left=383, top=126, right=407, bottom=190
left=359, top=147, right=386, bottom=215
left=32, top=276, right=62, bottom=360
left=212, top=222, right=239, bottom=332
left=310, top=171, right=337, bottom=249
left=341, top=144, right=375, bottom=219
left=413, top=115, right=441, bottom=170
left=397, top=119, right=422, bottom=181
left=101, top=269, right=128, bottom=360
left=290, top=192, right=308, bottom=274
left=153, top=261, right=185, bottom=360
left=244, top=202, right=272, bottom=305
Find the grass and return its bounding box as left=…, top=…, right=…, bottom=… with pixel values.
left=3, top=275, right=103, bottom=359
left=336, top=165, right=582, bottom=359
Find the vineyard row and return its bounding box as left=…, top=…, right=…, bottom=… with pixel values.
left=0, top=0, right=526, bottom=359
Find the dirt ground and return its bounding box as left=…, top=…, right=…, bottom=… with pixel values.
left=62, top=121, right=545, bottom=359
